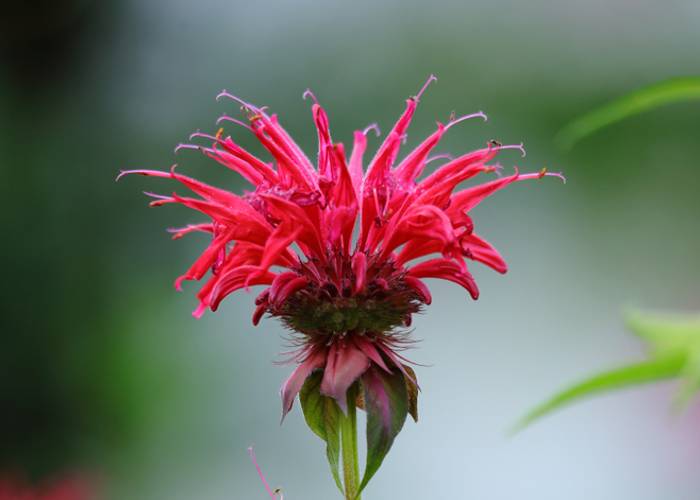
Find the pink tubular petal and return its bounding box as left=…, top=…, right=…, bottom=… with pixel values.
left=364, top=94, right=419, bottom=190
left=352, top=336, right=391, bottom=373
left=116, top=168, right=171, bottom=182
left=252, top=303, right=267, bottom=325
left=404, top=276, right=432, bottom=305
left=321, top=340, right=370, bottom=412
left=174, top=226, right=237, bottom=287
left=461, top=233, right=508, bottom=274
left=349, top=131, right=367, bottom=197
left=418, top=148, right=496, bottom=192
left=259, top=194, right=326, bottom=260
left=379, top=204, right=454, bottom=260
left=393, top=123, right=446, bottom=185
left=273, top=276, right=309, bottom=307
left=447, top=170, right=519, bottom=216
left=167, top=223, right=213, bottom=240
left=312, top=103, right=333, bottom=178
left=268, top=272, right=300, bottom=304
left=395, top=238, right=443, bottom=266
left=252, top=114, right=317, bottom=189
left=280, top=348, right=326, bottom=421
left=351, top=252, right=367, bottom=294
left=257, top=223, right=302, bottom=273
left=253, top=129, right=315, bottom=189
left=210, top=266, right=277, bottom=311
left=407, top=258, right=479, bottom=300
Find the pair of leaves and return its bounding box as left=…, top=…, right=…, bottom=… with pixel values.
left=300, top=365, right=414, bottom=498
left=557, top=76, right=700, bottom=150
left=514, top=310, right=700, bottom=432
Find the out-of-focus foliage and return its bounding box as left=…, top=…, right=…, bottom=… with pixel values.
left=557, top=77, right=700, bottom=150
left=515, top=311, right=700, bottom=431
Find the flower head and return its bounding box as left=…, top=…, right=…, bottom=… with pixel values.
left=119, top=76, right=562, bottom=493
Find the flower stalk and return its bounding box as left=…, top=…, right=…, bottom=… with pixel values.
left=340, top=384, right=361, bottom=500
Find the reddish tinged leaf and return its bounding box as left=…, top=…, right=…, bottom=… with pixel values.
left=280, top=348, right=326, bottom=420
left=359, top=365, right=408, bottom=494
left=403, top=365, right=419, bottom=422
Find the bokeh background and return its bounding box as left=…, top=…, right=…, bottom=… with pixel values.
left=2, top=0, right=700, bottom=498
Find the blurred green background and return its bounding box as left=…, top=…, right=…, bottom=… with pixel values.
left=2, top=0, right=699, bottom=498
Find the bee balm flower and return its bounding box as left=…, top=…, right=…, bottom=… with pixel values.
left=119, top=76, right=562, bottom=497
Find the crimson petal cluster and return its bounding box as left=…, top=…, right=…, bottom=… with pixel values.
left=119, top=76, right=562, bottom=417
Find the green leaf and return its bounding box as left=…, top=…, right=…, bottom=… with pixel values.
left=358, top=366, right=408, bottom=495
left=512, top=353, right=686, bottom=434
left=299, top=371, right=344, bottom=493
left=556, top=77, right=700, bottom=150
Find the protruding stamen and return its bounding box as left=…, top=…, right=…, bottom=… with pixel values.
left=115, top=170, right=129, bottom=182
left=302, top=88, right=319, bottom=105
left=143, top=191, right=173, bottom=207
left=414, top=74, right=438, bottom=101
left=445, top=111, right=488, bottom=130
left=486, top=162, right=505, bottom=177
left=362, top=123, right=381, bottom=137
left=143, top=191, right=171, bottom=200
left=216, top=90, right=262, bottom=114
left=174, top=143, right=201, bottom=154
left=247, top=447, right=278, bottom=500
left=539, top=167, right=567, bottom=183
left=216, top=114, right=253, bottom=130
left=115, top=169, right=165, bottom=182
left=425, top=153, right=453, bottom=165
left=189, top=131, right=220, bottom=142
left=490, top=141, right=527, bottom=158
left=518, top=168, right=567, bottom=184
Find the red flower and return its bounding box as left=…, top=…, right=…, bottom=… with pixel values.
left=119, top=76, right=563, bottom=417
left=0, top=475, right=93, bottom=500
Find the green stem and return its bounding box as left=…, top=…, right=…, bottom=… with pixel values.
left=341, top=384, right=361, bottom=500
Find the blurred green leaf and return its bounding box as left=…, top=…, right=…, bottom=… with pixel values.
left=514, top=310, right=700, bottom=433
left=557, top=77, right=700, bottom=150
left=512, top=354, right=685, bottom=433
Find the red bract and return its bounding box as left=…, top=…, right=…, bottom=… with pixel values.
left=119, top=76, right=563, bottom=417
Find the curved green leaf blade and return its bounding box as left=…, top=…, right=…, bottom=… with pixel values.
left=299, top=371, right=344, bottom=493
left=557, top=77, right=700, bottom=150
left=357, top=366, right=408, bottom=496
left=512, top=353, right=686, bottom=434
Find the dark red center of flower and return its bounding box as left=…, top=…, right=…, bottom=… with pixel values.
left=270, top=254, right=424, bottom=337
